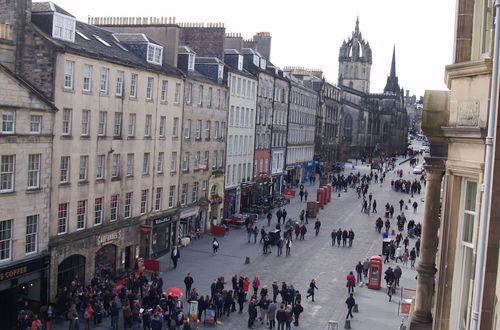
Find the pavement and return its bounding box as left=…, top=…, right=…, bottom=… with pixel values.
left=53, top=143, right=425, bottom=330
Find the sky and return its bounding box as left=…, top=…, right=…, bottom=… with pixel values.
left=52, top=0, right=456, bottom=98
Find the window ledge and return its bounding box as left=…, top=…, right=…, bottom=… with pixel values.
left=78, top=180, right=89, bottom=185
left=80, top=135, right=90, bottom=140
left=26, top=187, right=42, bottom=194
left=0, top=190, right=16, bottom=196
left=111, top=176, right=121, bottom=181
left=63, top=88, right=75, bottom=93
left=95, top=178, right=105, bottom=183
left=127, top=136, right=136, bottom=140
left=59, top=182, right=71, bottom=187
left=113, top=136, right=122, bottom=140
left=126, top=175, right=134, bottom=179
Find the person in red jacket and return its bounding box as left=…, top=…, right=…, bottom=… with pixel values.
left=346, top=271, right=356, bottom=294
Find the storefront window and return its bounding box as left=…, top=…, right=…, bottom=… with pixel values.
left=57, top=254, right=86, bottom=290
left=95, top=244, right=117, bottom=277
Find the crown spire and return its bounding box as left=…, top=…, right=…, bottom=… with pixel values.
left=390, top=44, right=396, bottom=77
left=355, top=16, right=359, bottom=33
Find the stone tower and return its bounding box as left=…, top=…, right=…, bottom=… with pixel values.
left=338, top=17, right=372, bottom=93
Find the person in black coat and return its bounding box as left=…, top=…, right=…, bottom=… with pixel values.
left=336, top=228, right=342, bottom=246
left=342, top=229, right=348, bottom=246
left=247, top=298, right=258, bottom=329
left=171, top=246, right=180, bottom=269
left=292, top=301, right=304, bottom=326
left=345, top=293, right=355, bottom=319
left=184, top=273, right=194, bottom=297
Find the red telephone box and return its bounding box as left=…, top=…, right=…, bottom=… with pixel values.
left=316, top=188, right=324, bottom=207
left=325, top=184, right=332, bottom=202
left=368, top=256, right=383, bottom=289
left=319, top=188, right=327, bottom=206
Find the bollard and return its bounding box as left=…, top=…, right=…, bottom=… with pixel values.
left=338, top=193, right=341, bottom=198
left=353, top=304, right=358, bottom=313
left=245, top=257, right=250, bottom=264
left=344, top=319, right=351, bottom=329
left=391, top=229, right=395, bottom=236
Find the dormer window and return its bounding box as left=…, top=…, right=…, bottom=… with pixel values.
left=147, top=44, right=163, bottom=65
left=52, top=13, right=75, bottom=42
left=237, top=55, right=243, bottom=71
left=188, top=54, right=195, bottom=72
left=260, top=58, right=267, bottom=70
left=217, top=64, right=224, bottom=82
left=253, top=55, right=259, bottom=66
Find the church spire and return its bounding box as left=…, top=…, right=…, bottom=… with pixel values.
left=390, top=45, right=396, bottom=77
left=355, top=16, right=359, bottom=33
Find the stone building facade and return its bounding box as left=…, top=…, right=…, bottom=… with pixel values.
left=0, top=51, right=56, bottom=325
left=410, top=0, right=500, bottom=329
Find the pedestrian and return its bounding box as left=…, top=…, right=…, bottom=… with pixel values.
left=395, top=246, right=403, bottom=263
left=306, top=279, right=318, bottom=302
left=285, top=238, right=292, bottom=256
left=394, top=265, right=402, bottom=287
left=110, top=302, right=119, bottom=330
left=277, top=237, right=283, bottom=256
left=171, top=246, right=180, bottom=268
left=346, top=272, right=356, bottom=293
left=31, top=315, right=43, bottom=330
left=402, top=248, right=409, bottom=266
left=355, top=261, right=364, bottom=283
left=410, top=248, right=417, bottom=268
left=252, top=277, right=260, bottom=295
left=268, top=300, right=277, bottom=329
left=363, top=258, right=370, bottom=278
left=348, top=229, right=355, bottom=247
left=253, top=226, right=259, bottom=244
left=314, top=219, right=321, bottom=236
left=304, top=190, right=308, bottom=201
left=331, top=229, right=336, bottom=246
left=372, top=199, right=377, bottom=213
left=285, top=305, right=293, bottom=330
left=384, top=267, right=395, bottom=286
left=248, top=298, right=258, bottom=329
left=387, top=280, right=394, bottom=302
left=83, top=303, right=94, bottom=330
left=260, top=227, right=266, bottom=244
left=212, top=238, right=219, bottom=254
left=300, top=224, right=307, bottom=240
left=299, top=190, right=304, bottom=202
left=247, top=225, right=253, bottom=243
left=415, top=238, right=421, bottom=257
left=282, top=209, right=287, bottom=224
left=45, top=304, right=55, bottom=330
left=384, top=245, right=391, bottom=264
left=399, top=199, right=404, bottom=211
left=342, top=229, right=348, bottom=246
left=276, top=305, right=286, bottom=330
left=276, top=209, right=283, bottom=224
left=184, top=273, right=194, bottom=297
left=336, top=228, right=342, bottom=246
left=412, top=201, right=418, bottom=213
left=292, top=301, right=303, bottom=326
left=345, top=293, right=355, bottom=320
left=267, top=212, right=272, bottom=227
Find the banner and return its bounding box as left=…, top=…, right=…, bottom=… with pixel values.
left=282, top=189, right=296, bottom=197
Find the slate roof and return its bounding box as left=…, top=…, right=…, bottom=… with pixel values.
left=32, top=1, right=75, bottom=18
left=32, top=15, right=183, bottom=77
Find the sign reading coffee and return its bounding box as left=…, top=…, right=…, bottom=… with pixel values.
left=97, top=230, right=122, bottom=245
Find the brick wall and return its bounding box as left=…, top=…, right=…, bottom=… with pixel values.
left=180, top=27, right=225, bottom=60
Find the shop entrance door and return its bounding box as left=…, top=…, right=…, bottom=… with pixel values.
left=57, top=255, right=86, bottom=290
left=95, top=244, right=117, bottom=277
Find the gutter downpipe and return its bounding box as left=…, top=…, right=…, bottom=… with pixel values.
left=470, top=1, right=500, bottom=328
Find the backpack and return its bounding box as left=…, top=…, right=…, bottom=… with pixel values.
left=84, top=310, right=91, bottom=319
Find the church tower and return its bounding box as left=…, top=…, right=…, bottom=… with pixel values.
left=338, top=17, right=372, bottom=93
left=383, top=46, right=401, bottom=95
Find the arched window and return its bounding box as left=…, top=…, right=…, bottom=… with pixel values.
left=343, top=114, right=353, bottom=137
left=58, top=255, right=86, bottom=290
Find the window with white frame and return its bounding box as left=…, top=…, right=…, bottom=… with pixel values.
left=128, top=113, right=136, bottom=137
left=115, top=71, right=124, bottom=96
left=181, top=183, right=187, bottom=205
left=112, top=154, right=120, bottom=178
left=60, top=156, right=70, bottom=183
left=83, top=64, right=92, bottom=92
left=76, top=199, right=87, bottom=230
left=27, top=154, right=41, bottom=189
left=140, top=189, right=148, bottom=214
left=62, top=109, right=72, bottom=135
left=168, top=185, right=175, bottom=208
left=161, top=80, right=168, bottom=102
left=30, top=115, right=42, bottom=134
left=0, top=219, right=13, bottom=260
left=186, top=83, right=192, bottom=104
left=157, top=152, right=164, bottom=173
left=155, top=187, right=162, bottom=211
left=98, top=111, right=106, bottom=136
left=124, top=192, right=133, bottom=218
left=94, top=197, right=103, bottom=225
left=215, top=121, right=220, bottom=139
left=100, top=68, right=109, bottom=94
left=57, top=203, right=68, bottom=234
left=205, top=120, right=211, bottom=139
left=182, top=152, right=189, bottom=171
left=25, top=215, right=38, bottom=253
left=159, top=116, right=166, bottom=137
left=172, top=117, right=179, bottom=137
left=114, top=112, right=122, bottom=137
left=221, top=122, right=225, bottom=140
left=171, top=152, right=177, bottom=172
left=147, top=44, right=163, bottom=65
left=455, top=180, right=478, bottom=330
left=64, top=60, right=74, bottom=89
left=219, top=150, right=224, bottom=168
left=126, top=153, right=134, bottom=176
left=198, top=85, right=203, bottom=106
left=174, top=83, right=181, bottom=104
left=146, top=77, right=154, bottom=100
left=196, top=120, right=202, bottom=139
left=213, top=150, right=218, bottom=169
left=142, top=153, right=151, bottom=175
left=202, top=180, right=208, bottom=192
left=184, top=119, right=191, bottom=139
left=130, top=73, right=138, bottom=98
left=192, top=181, right=199, bottom=202
left=79, top=156, right=88, bottom=181
left=81, top=110, right=90, bottom=136
left=110, top=194, right=119, bottom=221
left=144, top=114, right=152, bottom=137
left=194, top=151, right=200, bottom=169
left=188, top=54, right=195, bottom=71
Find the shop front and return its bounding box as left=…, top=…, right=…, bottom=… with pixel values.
left=179, top=205, right=200, bottom=238
left=0, top=255, right=49, bottom=328
left=305, top=161, right=314, bottom=182
left=150, top=215, right=177, bottom=259
left=49, top=224, right=140, bottom=300
left=223, top=187, right=239, bottom=218
left=240, top=182, right=256, bottom=212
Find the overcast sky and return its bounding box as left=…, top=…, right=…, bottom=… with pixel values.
left=52, top=0, right=455, bottom=97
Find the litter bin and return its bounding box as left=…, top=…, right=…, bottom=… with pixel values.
left=382, top=238, right=392, bottom=254
left=269, top=229, right=281, bottom=246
